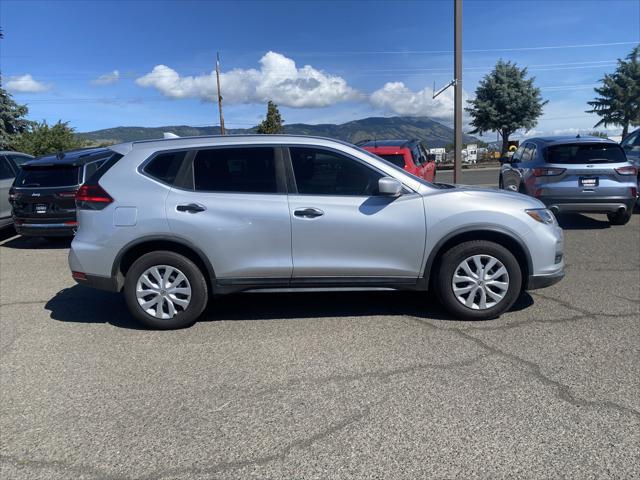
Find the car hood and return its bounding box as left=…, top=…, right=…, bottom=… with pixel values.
left=423, top=182, right=546, bottom=209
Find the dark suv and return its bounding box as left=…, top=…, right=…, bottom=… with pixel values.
left=10, top=148, right=121, bottom=237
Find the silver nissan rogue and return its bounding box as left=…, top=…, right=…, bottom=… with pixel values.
left=69, top=135, right=564, bottom=329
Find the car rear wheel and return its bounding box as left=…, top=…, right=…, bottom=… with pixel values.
left=124, top=251, right=208, bottom=329
left=607, top=209, right=632, bottom=225
left=435, top=240, right=522, bottom=320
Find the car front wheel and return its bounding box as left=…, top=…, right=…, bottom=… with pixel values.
left=435, top=240, right=522, bottom=320
left=123, top=251, right=208, bottom=329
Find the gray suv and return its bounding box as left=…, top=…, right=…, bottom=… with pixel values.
left=69, top=135, right=564, bottom=329
left=500, top=136, right=637, bottom=225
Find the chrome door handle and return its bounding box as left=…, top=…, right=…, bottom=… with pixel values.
left=294, top=207, right=324, bottom=218
left=176, top=203, right=206, bottom=213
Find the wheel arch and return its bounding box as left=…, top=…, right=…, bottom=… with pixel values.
left=423, top=226, right=533, bottom=290
left=112, top=236, right=216, bottom=292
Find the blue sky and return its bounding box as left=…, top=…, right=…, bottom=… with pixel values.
left=1, top=0, right=639, bottom=139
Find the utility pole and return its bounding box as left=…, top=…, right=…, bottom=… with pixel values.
left=215, top=52, right=226, bottom=135
left=454, top=0, right=462, bottom=183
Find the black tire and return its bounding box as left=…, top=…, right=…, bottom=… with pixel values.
left=607, top=209, right=632, bottom=225
left=123, top=251, right=208, bottom=329
left=434, top=240, right=522, bottom=321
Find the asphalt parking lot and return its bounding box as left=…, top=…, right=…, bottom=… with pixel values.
left=1, top=172, right=639, bottom=479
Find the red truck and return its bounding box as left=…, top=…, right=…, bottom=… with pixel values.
left=358, top=139, right=436, bottom=182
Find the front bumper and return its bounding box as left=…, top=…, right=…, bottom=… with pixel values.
left=539, top=196, right=635, bottom=214
left=527, top=270, right=565, bottom=290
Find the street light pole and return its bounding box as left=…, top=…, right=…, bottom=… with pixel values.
left=454, top=0, right=462, bottom=184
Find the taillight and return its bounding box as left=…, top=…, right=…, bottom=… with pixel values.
left=532, top=167, right=566, bottom=177
left=56, top=190, right=78, bottom=198
left=8, top=187, right=18, bottom=201
left=75, top=184, right=113, bottom=210
left=631, top=187, right=638, bottom=198
left=615, top=166, right=638, bottom=176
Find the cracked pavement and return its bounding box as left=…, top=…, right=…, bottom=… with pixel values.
left=1, top=210, right=639, bottom=479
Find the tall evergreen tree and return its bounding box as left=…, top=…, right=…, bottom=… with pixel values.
left=587, top=46, right=640, bottom=138
left=465, top=60, right=547, bottom=155
left=256, top=101, right=284, bottom=134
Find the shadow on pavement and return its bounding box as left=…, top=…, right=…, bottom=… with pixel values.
left=45, top=286, right=144, bottom=330
left=46, top=285, right=534, bottom=329
left=556, top=213, right=611, bottom=230
left=0, top=234, right=73, bottom=250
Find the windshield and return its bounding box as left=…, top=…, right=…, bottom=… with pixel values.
left=545, top=143, right=627, bottom=164
left=15, top=165, right=81, bottom=188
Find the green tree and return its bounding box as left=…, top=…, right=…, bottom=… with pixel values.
left=587, top=45, right=640, bottom=138
left=0, top=83, right=34, bottom=149
left=466, top=60, right=547, bottom=155
left=256, top=101, right=284, bottom=134
left=13, top=120, right=85, bottom=157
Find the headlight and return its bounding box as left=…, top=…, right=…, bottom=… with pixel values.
left=525, top=208, right=556, bottom=225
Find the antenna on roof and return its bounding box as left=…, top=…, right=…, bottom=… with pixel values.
left=163, top=132, right=180, bottom=139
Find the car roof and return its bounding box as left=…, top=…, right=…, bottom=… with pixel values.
left=110, top=134, right=375, bottom=155
left=0, top=151, right=34, bottom=157
left=358, top=139, right=416, bottom=148
left=21, top=147, right=115, bottom=167
left=525, top=135, right=619, bottom=146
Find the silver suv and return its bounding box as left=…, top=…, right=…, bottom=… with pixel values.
left=69, top=135, right=564, bottom=329
left=500, top=136, right=637, bottom=225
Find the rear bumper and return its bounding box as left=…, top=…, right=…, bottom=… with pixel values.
left=527, top=270, right=565, bottom=290
left=15, top=221, right=77, bottom=237
left=539, top=196, right=635, bottom=214
left=73, top=273, right=120, bottom=292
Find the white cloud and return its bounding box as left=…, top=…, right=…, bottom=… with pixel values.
left=136, top=51, right=358, bottom=108
left=6, top=74, right=51, bottom=93
left=91, top=70, right=120, bottom=85
left=369, top=82, right=467, bottom=120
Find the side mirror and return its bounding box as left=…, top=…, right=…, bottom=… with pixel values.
left=378, top=177, right=403, bottom=196
left=427, top=154, right=436, bottom=162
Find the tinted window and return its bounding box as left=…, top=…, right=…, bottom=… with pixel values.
left=622, top=131, right=640, bottom=150
left=7, top=154, right=32, bottom=166
left=512, top=145, right=525, bottom=162
left=0, top=158, right=15, bottom=180
left=378, top=154, right=406, bottom=168
left=144, top=151, right=187, bottom=185
left=16, top=166, right=80, bottom=187
left=521, top=144, right=536, bottom=162
left=193, top=147, right=277, bottom=193
left=290, top=147, right=382, bottom=196
left=546, top=144, right=626, bottom=164
left=83, top=160, right=106, bottom=181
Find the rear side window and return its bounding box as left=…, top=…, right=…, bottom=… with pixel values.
left=144, top=151, right=187, bottom=185
left=7, top=154, right=32, bottom=166
left=378, top=154, right=406, bottom=168
left=15, top=166, right=80, bottom=187
left=83, top=160, right=106, bottom=181
left=193, top=147, right=277, bottom=193
left=0, top=157, right=15, bottom=180
left=546, top=144, right=626, bottom=164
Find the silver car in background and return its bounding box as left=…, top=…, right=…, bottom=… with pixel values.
left=500, top=136, right=637, bottom=225
left=0, top=151, right=33, bottom=228
left=69, top=135, right=564, bottom=329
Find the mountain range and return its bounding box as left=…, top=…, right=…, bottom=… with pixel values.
left=76, top=116, right=480, bottom=148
